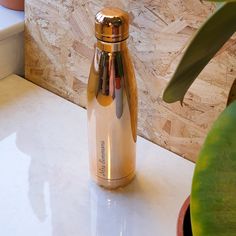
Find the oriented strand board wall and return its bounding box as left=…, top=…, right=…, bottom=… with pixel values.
left=25, top=0, right=236, bottom=162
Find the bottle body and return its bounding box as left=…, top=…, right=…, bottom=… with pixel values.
left=87, top=40, right=137, bottom=189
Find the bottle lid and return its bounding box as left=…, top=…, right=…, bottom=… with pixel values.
left=95, top=7, right=129, bottom=43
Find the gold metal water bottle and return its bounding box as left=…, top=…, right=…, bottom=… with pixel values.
left=87, top=7, right=137, bottom=189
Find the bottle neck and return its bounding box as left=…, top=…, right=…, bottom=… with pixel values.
left=96, top=39, right=128, bottom=53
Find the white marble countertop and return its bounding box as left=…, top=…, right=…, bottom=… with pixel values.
left=0, top=6, right=24, bottom=41
left=0, top=75, right=194, bottom=236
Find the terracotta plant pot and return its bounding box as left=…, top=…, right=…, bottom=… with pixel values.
left=0, top=0, right=24, bottom=11
left=177, top=196, right=192, bottom=236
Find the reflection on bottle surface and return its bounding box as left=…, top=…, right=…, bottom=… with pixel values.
left=87, top=7, right=138, bottom=189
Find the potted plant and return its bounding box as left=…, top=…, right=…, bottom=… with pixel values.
left=163, top=1, right=236, bottom=235
left=0, top=0, right=24, bottom=11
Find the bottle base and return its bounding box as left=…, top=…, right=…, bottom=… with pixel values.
left=91, top=172, right=135, bottom=190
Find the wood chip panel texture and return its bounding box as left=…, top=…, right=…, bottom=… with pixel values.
left=25, top=0, right=236, bottom=162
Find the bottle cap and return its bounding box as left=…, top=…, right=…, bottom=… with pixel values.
left=95, top=7, right=129, bottom=43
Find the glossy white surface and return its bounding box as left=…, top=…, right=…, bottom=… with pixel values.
left=0, top=6, right=24, bottom=79
left=0, top=75, right=194, bottom=236
left=0, top=6, right=24, bottom=40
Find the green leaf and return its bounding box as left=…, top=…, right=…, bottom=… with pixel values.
left=163, top=3, right=236, bottom=103
left=190, top=101, right=236, bottom=236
